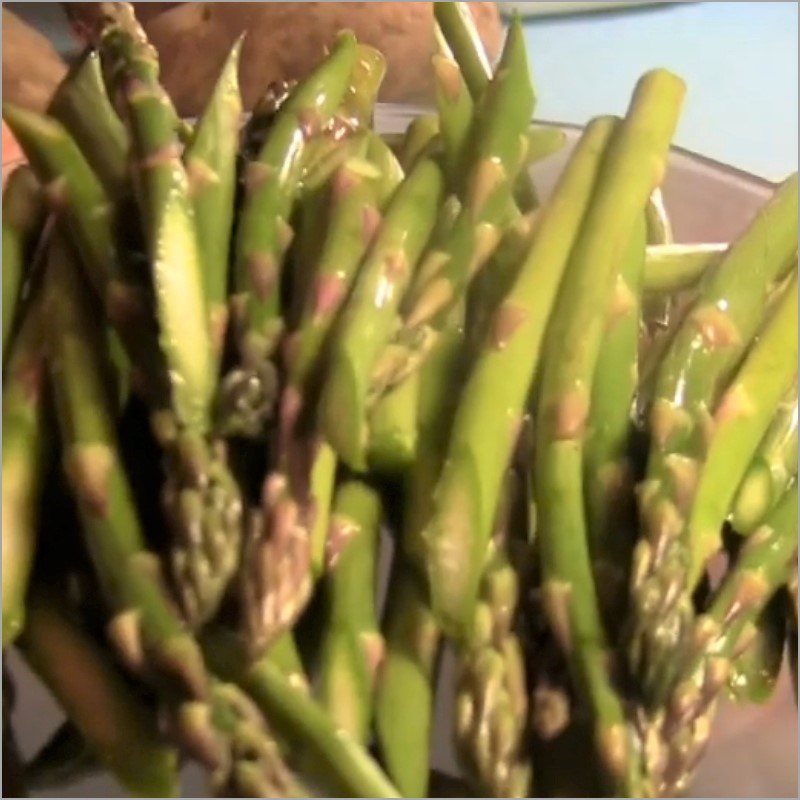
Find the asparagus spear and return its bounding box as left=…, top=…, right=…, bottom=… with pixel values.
left=433, top=2, right=492, bottom=100
left=19, top=590, right=179, bottom=797
left=44, top=228, right=299, bottom=792
left=534, top=71, right=684, bottom=792
left=374, top=319, right=464, bottom=797
left=342, top=44, right=387, bottom=127
left=219, top=31, right=358, bottom=437
left=203, top=626, right=401, bottom=798
left=727, top=592, right=786, bottom=704
left=645, top=187, right=673, bottom=245
left=318, top=156, right=444, bottom=470
left=98, top=6, right=245, bottom=626
left=432, top=32, right=474, bottom=182
left=397, top=114, right=440, bottom=171
left=287, top=147, right=385, bottom=389
left=240, top=138, right=396, bottom=651
left=316, top=481, right=383, bottom=743
left=49, top=50, right=129, bottom=201
left=2, top=165, right=43, bottom=365
left=434, top=3, right=539, bottom=211
left=374, top=19, right=534, bottom=394
left=419, top=116, right=617, bottom=639
left=686, top=271, right=798, bottom=582
left=583, top=215, right=646, bottom=627
left=374, top=559, right=441, bottom=797
left=366, top=370, right=420, bottom=472
left=645, top=486, right=798, bottom=796
left=99, top=5, right=213, bottom=429
left=2, top=292, right=49, bottom=647
left=2, top=104, right=167, bottom=405
left=643, top=242, right=726, bottom=294
left=184, top=36, right=243, bottom=366
left=730, top=382, right=798, bottom=535
left=455, top=473, right=531, bottom=798
left=629, top=172, right=798, bottom=703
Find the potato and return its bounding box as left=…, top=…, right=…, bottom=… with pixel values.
left=2, top=8, right=66, bottom=112
left=66, top=2, right=502, bottom=116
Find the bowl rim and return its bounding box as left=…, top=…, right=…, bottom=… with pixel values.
left=375, top=102, right=779, bottom=191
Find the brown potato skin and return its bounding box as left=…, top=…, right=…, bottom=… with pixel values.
left=65, top=2, right=502, bottom=116
left=2, top=9, right=67, bottom=112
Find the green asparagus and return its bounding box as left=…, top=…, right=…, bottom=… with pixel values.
left=220, top=32, right=357, bottom=437
left=2, top=293, right=49, bottom=647
left=19, top=589, right=179, bottom=797
left=629, top=172, right=798, bottom=703
left=535, top=70, right=684, bottom=792
left=420, top=116, right=617, bottom=639
left=316, top=481, right=383, bottom=742
left=184, top=36, right=243, bottom=365
left=584, top=215, right=646, bottom=626
left=2, top=165, right=43, bottom=364
left=730, top=382, right=798, bottom=535
left=49, top=50, right=129, bottom=202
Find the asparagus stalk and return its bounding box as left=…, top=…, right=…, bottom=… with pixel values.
left=433, top=2, right=492, bottom=100
left=49, top=50, right=129, bottom=201
left=727, top=592, right=786, bottom=704
left=374, top=19, right=534, bottom=394
left=432, top=32, right=474, bottom=181
left=374, top=320, right=464, bottom=797
left=434, top=3, right=539, bottom=212
left=643, top=242, right=726, bottom=294
left=318, top=156, right=444, bottom=470
left=45, top=230, right=205, bottom=702
left=342, top=44, right=387, bottom=127
left=184, top=36, right=243, bottom=365
left=99, top=6, right=245, bottom=626
left=397, top=114, right=440, bottom=171
left=2, top=165, right=43, bottom=365
left=645, top=187, right=673, bottom=245
left=419, top=116, right=617, bottom=639
left=366, top=370, right=420, bottom=472
left=203, top=627, right=401, bottom=798
left=645, top=486, right=798, bottom=796
left=19, top=590, right=179, bottom=797
left=2, top=293, right=49, bottom=646
left=287, top=147, right=385, bottom=389
left=534, top=71, right=684, bottom=792
left=455, top=473, right=531, bottom=798
left=2, top=103, right=167, bottom=405
left=240, top=138, right=396, bottom=651
left=100, top=5, right=214, bottom=430
left=730, top=382, right=798, bottom=535
left=583, top=215, right=646, bottom=627
left=629, top=172, right=798, bottom=703
left=220, top=32, right=358, bottom=437
left=686, top=271, right=798, bottom=582
left=44, top=228, right=298, bottom=792
left=316, top=481, right=383, bottom=743
left=374, top=559, right=441, bottom=797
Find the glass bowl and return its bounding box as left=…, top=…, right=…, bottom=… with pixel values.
left=7, top=108, right=796, bottom=798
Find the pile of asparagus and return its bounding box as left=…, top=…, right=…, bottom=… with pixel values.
left=2, top=2, right=797, bottom=797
